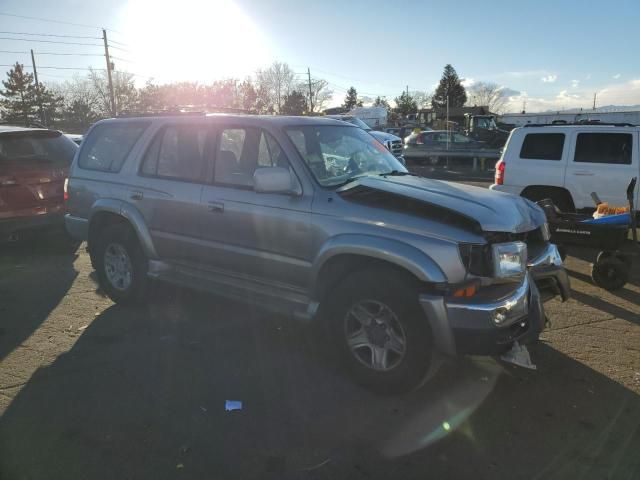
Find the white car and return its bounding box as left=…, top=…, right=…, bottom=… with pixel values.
left=491, top=123, right=639, bottom=211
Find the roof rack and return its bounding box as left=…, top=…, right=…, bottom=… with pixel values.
left=523, top=121, right=636, bottom=127
left=115, top=106, right=250, bottom=118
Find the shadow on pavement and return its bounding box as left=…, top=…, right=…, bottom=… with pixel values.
left=0, top=237, right=78, bottom=362
left=0, top=286, right=638, bottom=480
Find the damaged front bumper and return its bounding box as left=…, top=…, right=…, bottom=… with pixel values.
left=419, top=243, right=569, bottom=357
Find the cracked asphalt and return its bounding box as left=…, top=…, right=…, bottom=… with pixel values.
left=0, top=175, right=639, bottom=479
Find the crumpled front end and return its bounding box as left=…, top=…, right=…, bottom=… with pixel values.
left=420, top=242, right=569, bottom=357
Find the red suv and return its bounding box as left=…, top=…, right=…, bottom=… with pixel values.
left=0, top=126, right=78, bottom=243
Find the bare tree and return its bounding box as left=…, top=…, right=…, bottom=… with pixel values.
left=410, top=91, right=432, bottom=109
left=255, top=61, right=296, bottom=113
left=467, top=81, right=509, bottom=114
left=88, top=68, right=138, bottom=116
left=304, top=78, right=332, bottom=114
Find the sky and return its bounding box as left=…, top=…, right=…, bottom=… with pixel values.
left=1, top=0, right=639, bottom=113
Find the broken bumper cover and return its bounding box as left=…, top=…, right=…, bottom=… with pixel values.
left=419, top=274, right=544, bottom=356
left=528, top=243, right=571, bottom=302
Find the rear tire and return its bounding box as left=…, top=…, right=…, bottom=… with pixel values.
left=94, top=223, right=148, bottom=304
left=591, top=256, right=628, bottom=291
left=327, top=268, right=435, bottom=394
left=522, top=188, right=574, bottom=213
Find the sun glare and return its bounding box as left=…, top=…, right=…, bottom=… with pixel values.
left=120, top=0, right=272, bottom=83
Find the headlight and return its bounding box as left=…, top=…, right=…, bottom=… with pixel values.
left=492, top=241, right=527, bottom=278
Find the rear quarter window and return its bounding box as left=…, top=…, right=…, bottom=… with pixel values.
left=519, top=133, right=565, bottom=160
left=574, top=132, right=632, bottom=164
left=78, top=122, right=150, bottom=172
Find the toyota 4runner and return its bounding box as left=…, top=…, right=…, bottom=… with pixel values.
left=65, top=114, right=570, bottom=393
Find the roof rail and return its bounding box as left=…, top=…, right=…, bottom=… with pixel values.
left=523, top=122, right=636, bottom=127
left=115, top=110, right=208, bottom=118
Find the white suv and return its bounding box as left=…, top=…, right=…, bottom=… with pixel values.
left=491, top=124, right=639, bottom=211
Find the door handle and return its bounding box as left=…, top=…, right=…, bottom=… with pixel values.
left=207, top=201, right=224, bottom=213
left=573, top=171, right=594, bottom=176
left=130, top=190, right=144, bottom=200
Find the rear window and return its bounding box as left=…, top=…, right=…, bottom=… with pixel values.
left=0, top=130, right=77, bottom=166
left=79, top=122, right=150, bottom=172
left=520, top=133, right=565, bottom=160
left=574, top=133, right=632, bottom=165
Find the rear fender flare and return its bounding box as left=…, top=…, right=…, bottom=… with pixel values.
left=90, top=199, right=158, bottom=259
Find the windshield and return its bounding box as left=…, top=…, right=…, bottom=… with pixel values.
left=0, top=131, right=77, bottom=167
left=345, top=117, right=371, bottom=131
left=286, top=125, right=406, bottom=187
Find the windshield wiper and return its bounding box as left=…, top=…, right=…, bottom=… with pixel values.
left=379, top=170, right=417, bottom=177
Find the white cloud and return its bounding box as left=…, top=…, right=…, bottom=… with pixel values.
left=612, top=73, right=621, bottom=79
left=541, top=74, right=557, bottom=83
left=571, top=79, right=580, bottom=88
left=461, top=78, right=475, bottom=88
left=585, top=73, right=592, bottom=80
left=503, top=78, right=640, bottom=113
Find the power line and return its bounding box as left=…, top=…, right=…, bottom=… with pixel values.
left=0, top=30, right=100, bottom=39
left=0, top=50, right=104, bottom=56
left=0, top=36, right=103, bottom=46
left=107, top=38, right=130, bottom=47
left=0, top=11, right=119, bottom=32
left=107, top=44, right=130, bottom=53
left=0, top=64, right=105, bottom=71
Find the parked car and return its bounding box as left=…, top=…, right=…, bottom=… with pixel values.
left=404, top=130, right=500, bottom=165
left=326, top=115, right=405, bottom=164
left=490, top=123, right=639, bottom=211
left=65, top=114, right=569, bottom=393
left=0, top=126, right=78, bottom=243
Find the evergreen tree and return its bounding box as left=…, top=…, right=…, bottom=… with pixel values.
left=432, top=64, right=467, bottom=109
left=280, top=90, right=307, bottom=116
left=0, top=62, right=39, bottom=125
left=373, top=96, right=390, bottom=109
left=342, top=86, right=362, bottom=109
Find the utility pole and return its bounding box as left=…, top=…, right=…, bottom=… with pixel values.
left=307, top=67, right=313, bottom=114
left=30, top=49, right=45, bottom=125
left=593, top=92, right=597, bottom=110
left=406, top=84, right=409, bottom=97
left=102, top=29, right=116, bottom=116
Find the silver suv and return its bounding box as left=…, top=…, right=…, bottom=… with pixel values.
left=65, top=114, right=569, bottom=393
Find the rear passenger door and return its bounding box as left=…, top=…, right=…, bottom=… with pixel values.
left=564, top=130, right=637, bottom=208
left=134, top=123, right=213, bottom=263
left=199, top=125, right=312, bottom=290
left=507, top=131, right=567, bottom=191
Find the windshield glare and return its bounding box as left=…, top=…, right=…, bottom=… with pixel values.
left=346, top=117, right=372, bottom=130
left=286, top=125, right=406, bottom=187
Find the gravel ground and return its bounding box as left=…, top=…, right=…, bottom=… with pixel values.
left=1, top=176, right=639, bottom=479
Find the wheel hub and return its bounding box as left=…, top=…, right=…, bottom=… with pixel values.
left=344, top=300, right=407, bottom=372
left=104, top=243, right=133, bottom=291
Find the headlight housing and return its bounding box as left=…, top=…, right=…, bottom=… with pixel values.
left=492, top=241, right=527, bottom=278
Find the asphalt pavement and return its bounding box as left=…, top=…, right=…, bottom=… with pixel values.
left=0, top=173, right=639, bottom=480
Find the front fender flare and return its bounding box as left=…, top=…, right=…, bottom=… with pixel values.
left=90, top=199, right=158, bottom=259
left=311, top=234, right=447, bottom=296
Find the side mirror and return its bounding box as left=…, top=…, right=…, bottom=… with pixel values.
left=253, top=167, right=301, bottom=195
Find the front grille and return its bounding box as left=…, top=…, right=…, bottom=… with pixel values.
left=390, top=140, right=403, bottom=158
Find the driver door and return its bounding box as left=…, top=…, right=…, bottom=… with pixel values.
left=198, top=125, right=313, bottom=289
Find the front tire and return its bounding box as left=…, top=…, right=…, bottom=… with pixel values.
left=327, top=268, right=434, bottom=394
left=94, top=223, right=148, bottom=304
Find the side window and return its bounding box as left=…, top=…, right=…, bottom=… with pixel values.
left=79, top=122, right=150, bottom=172
left=574, top=133, right=632, bottom=165
left=215, top=128, right=288, bottom=187
left=520, top=133, right=565, bottom=160
left=141, top=125, right=209, bottom=182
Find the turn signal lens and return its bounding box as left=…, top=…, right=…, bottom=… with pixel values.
left=452, top=283, right=478, bottom=298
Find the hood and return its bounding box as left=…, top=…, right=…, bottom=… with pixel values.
left=368, top=130, right=401, bottom=142
left=337, top=175, right=546, bottom=234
